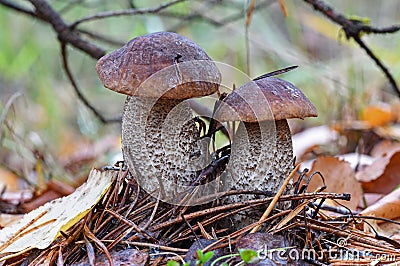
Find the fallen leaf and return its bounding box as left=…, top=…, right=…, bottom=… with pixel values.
left=370, top=140, right=400, bottom=158
left=390, top=101, right=400, bottom=123
left=355, top=147, right=400, bottom=194
left=376, top=219, right=400, bottom=242
left=304, top=156, right=362, bottom=210
left=19, top=178, right=77, bottom=213
left=21, top=190, right=63, bottom=213
left=360, top=104, right=393, bottom=127
left=300, top=153, right=373, bottom=174
left=0, top=168, right=19, bottom=192
left=374, top=124, right=400, bottom=140
left=361, top=193, right=384, bottom=209
left=337, top=153, right=373, bottom=170
left=0, top=214, right=23, bottom=228
left=292, top=125, right=338, bottom=161
left=0, top=169, right=114, bottom=255
left=361, top=188, right=400, bottom=221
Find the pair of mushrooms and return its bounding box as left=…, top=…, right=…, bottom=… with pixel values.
left=96, top=32, right=317, bottom=207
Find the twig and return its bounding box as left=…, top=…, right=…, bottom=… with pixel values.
left=352, top=35, right=400, bottom=97
left=359, top=24, right=400, bottom=34
left=253, top=65, right=298, bottom=81
left=0, top=92, right=21, bottom=141
left=58, top=0, right=86, bottom=15
left=123, top=241, right=188, bottom=253
left=77, top=28, right=125, bottom=47
left=70, top=0, right=187, bottom=28
left=303, top=0, right=400, bottom=97
left=303, top=0, right=400, bottom=35
left=28, top=0, right=105, bottom=59
left=167, top=0, right=273, bottom=31
left=250, top=164, right=300, bottom=233
left=105, top=209, right=155, bottom=241
left=141, top=193, right=160, bottom=230
left=0, top=0, right=36, bottom=17
left=84, top=224, right=114, bottom=266
left=60, top=44, right=121, bottom=123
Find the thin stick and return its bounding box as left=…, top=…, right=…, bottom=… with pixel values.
left=122, top=241, right=188, bottom=253
left=250, top=164, right=300, bottom=233
left=0, top=92, right=21, bottom=141
left=61, top=44, right=120, bottom=123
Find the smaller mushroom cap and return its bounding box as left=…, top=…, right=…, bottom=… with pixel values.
left=215, top=77, right=318, bottom=122
left=96, top=31, right=221, bottom=100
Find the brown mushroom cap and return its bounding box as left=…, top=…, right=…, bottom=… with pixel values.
left=215, top=77, right=318, bottom=122
left=96, top=31, right=220, bottom=100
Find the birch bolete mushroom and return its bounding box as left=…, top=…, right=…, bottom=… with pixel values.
left=96, top=32, right=221, bottom=202
left=215, top=77, right=317, bottom=204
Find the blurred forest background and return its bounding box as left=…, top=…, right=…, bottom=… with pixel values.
left=1, top=0, right=400, bottom=189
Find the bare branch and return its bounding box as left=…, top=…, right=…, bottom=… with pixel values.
left=352, top=36, right=400, bottom=97
left=0, top=92, right=22, bottom=142
left=303, top=0, right=400, bottom=97
left=58, top=0, right=86, bottom=15
left=303, top=0, right=400, bottom=36
left=0, top=0, right=36, bottom=17
left=69, top=0, right=187, bottom=28
left=61, top=44, right=121, bottom=123
left=77, top=29, right=125, bottom=47
left=28, top=0, right=106, bottom=59
left=359, top=25, right=400, bottom=34
left=168, top=0, right=274, bottom=32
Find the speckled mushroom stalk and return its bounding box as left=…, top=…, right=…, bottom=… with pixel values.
left=96, top=32, right=220, bottom=202
left=121, top=96, right=202, bottom=198
left=215, top=77, right=317, bottom=219
left=229, top=119, right=294, bottom=194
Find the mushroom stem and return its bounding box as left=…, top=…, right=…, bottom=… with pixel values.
left=122, top=96, right=202, bottom=200
left=227, top=119, right=294, bottom=197
left=223, top=119, right=293, bottom=227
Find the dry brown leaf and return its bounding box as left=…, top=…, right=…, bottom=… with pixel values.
left=306, top=156, right=362, bottom=210
left=9, top=179, right=74, bottom=213
left=356, top=147, right=400, bottom=194
left=361, top=188, right=400, bottom=221
left=361, top=193, right=384, bottom=209
left=376, top=218, right=400, bottom=241
left=21, top=190, right=63, bottom=213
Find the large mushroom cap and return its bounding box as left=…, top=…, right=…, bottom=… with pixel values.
left=96, top=31, right=221, bottom=99
left=215, top=77, right=318, bottom=122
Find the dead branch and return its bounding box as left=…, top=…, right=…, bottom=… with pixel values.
left=28, top=0, right=106, bottom=59
left=69, top=0, right=186, bottom=28
left=61, top=44, right=121, bottom=123
left=303, top=0, right=400, bottom=97
left=0, top=0, right=36, bottom=17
